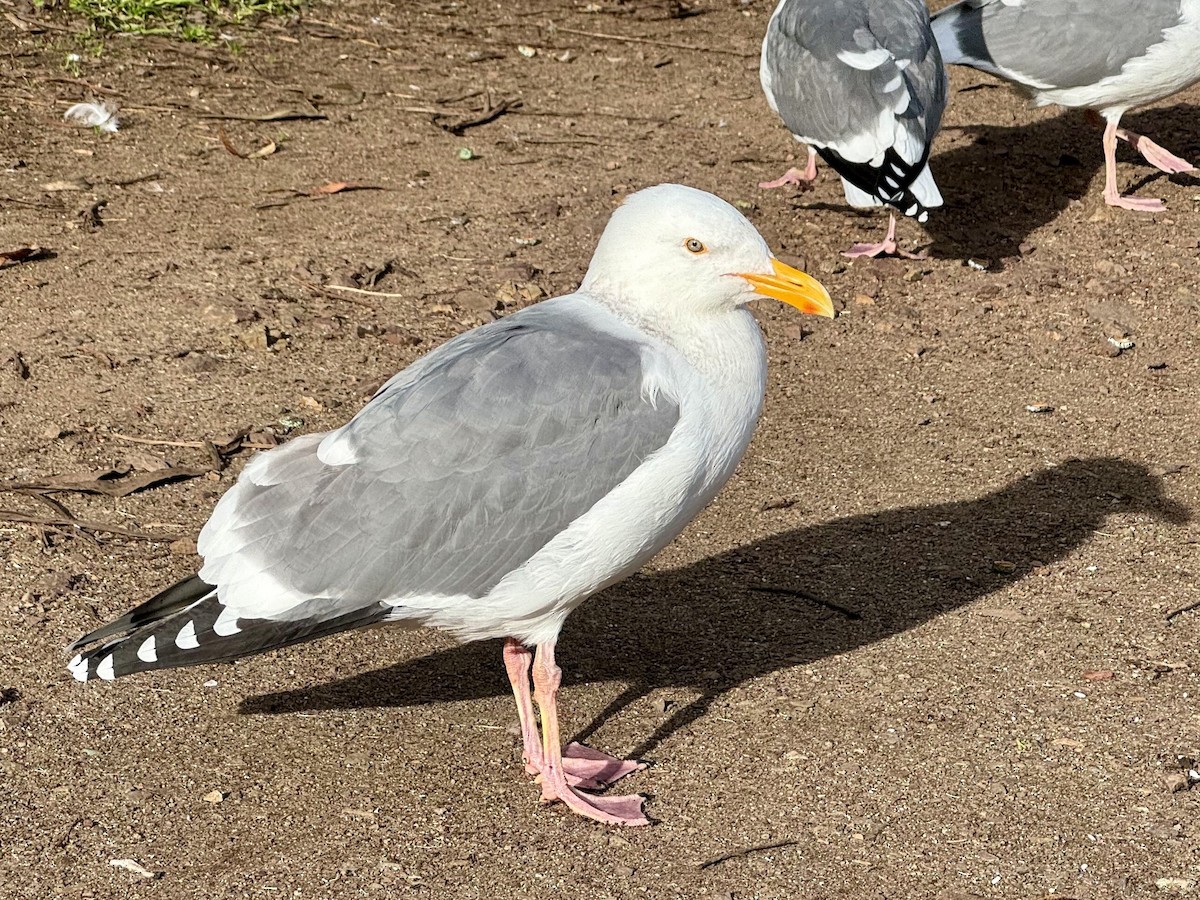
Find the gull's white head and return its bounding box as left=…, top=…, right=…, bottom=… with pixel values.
left=581, top=183, right=833, bottom=321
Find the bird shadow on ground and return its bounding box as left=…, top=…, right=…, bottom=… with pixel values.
left=925, top=103, right=1200, bottom=262
left=791, top=104, right=1200, bottom=265
left=240, top=458, right=1188, bottom=759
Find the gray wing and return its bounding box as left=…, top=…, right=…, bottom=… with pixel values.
left=197, top=299, right=681, bottom=622
left=762, top=0, right=946, bottom=206
left=931, top=0, right=1185, bottom=89
left=763, top=0, right=946, bottom=161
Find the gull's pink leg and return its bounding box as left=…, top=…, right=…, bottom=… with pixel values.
left=531, top=640, right=649, bottom=826
left=760, top=146, right=819, bottom=190
left=1115, top=126, right=1196, bottom=175
left=502, top=638, right=543, bottom=775
left=503, top=638, right=645, bottom=790
left=1102, top=118, right=1165, bottom=212
left=842, top=213, right=927, bottom=260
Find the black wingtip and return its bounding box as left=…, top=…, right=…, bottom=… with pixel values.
left=67, top=574, right=214, bottom=654
left=817, top=146, right=936, bottom=221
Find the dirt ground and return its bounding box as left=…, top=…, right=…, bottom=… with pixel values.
left=2, top=0, right=1199, bottom=897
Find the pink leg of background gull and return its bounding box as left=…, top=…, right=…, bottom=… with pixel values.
left=502, top=638, right=645, bottom=796
left=1088, top=111, right=1196, bottom=211
left=1101, top=119, right=1167, bottom=211
left=842, top=213, right=927, bottom=260
left=760, top=146, right=819, bottom=190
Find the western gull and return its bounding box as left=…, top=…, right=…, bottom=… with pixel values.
left=759, top=0, right=948, bottom=258
left=932, top=0, right=1200, bottom=212
left=66, top=183, right=834, bottom=827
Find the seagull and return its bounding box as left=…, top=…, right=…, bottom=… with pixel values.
left=932, top=0, right=1200, bottom=212
left=66, top=183, right=834, bottom=827
left=759, top=0, right=948, bottom=258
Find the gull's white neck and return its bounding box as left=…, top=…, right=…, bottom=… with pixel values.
left=584, top=290, right=765, bottom=381
left=578, top=290, right=768, bottom=487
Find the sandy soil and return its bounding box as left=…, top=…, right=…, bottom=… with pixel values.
left=2, top=1, right=1199, bottom=897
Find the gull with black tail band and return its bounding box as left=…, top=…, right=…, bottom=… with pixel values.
left=67, top=183, right=833, bottom=827
left=760, top=0, right=948, bottom=258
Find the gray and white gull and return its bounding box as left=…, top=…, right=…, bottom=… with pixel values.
left=66, top=183, right=834, bottom=827
left=760, top=0, right=948, bottom=258
left=933, top=0, right=1200, bottom=211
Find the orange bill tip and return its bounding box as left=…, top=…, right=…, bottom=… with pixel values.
left=738, top=258, right=834, bottom=318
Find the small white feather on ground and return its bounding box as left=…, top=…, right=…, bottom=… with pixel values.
left=64, top=101, right=120, bottom=133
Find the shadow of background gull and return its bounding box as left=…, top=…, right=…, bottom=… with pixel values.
left=789, top=104, right=1200, bottom=262
left=240, top=457, right=1189, bottom=758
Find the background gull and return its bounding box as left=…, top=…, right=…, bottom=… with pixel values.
left=66, top=183, right=833, bottom=827
left=759, top=0, right=948, bottom=258
left=932, top=0, right=1200, bottom=212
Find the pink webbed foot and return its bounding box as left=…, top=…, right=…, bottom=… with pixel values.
left=1119, top=130, right=1196, bottom=175
left=1103, top=187, right=1165, bottom=213
left=760, top=167, right=812, bottom=190
left=843, top=239, right=927, bottom=260
left=842, top=213, right=926, bottom=259
left=760, top=148, right=818, bottom=190
left=558, top=742, right=645, bottom=790
left=544, top=782, right=650, bottom=827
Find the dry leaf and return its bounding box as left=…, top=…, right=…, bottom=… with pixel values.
left=0, top=246, right=50, bottom=263
left=311, top=181, right=386, bottom=195
left=249, top=140, right=277, bottom=159
left=217, top=125, right=247, bottom=159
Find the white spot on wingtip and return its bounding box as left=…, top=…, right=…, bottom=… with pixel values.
left=137, top=635, right=158, bottom=663
left=176, top=620, right=199, bottom=650
left=68, top=653, right=89, bottom=682
left=213, top=606, right=241, bottom=636
left=97, top=654, right=115, bottom=681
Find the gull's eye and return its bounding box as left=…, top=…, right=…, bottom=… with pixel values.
left=684, top=238, right=706, bottom=254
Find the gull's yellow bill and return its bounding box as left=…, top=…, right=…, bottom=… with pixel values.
left=739, top=258, right=834, bottom=318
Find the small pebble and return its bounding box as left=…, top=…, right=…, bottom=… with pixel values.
left=1165, top=772, right=1190, bottom=794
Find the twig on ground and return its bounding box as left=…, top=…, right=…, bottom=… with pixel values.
left=435, top=95, right=523, bottom=136
left=546, top=23, right=754, bottom=57
left=1166, top=598, right=1200, bottom=622
left=199, top=109, right=326, bottom=123
left=107, top=432, right=272, bottom=452
left=749, top=586, right=861, bottom=621
left=698, top=840, right=800, bottom=870
left=289, top=275, right=395, bottom=307
left=0, top=509, right=178, bottom=542
left=321, top=283, right=410, bottom=299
